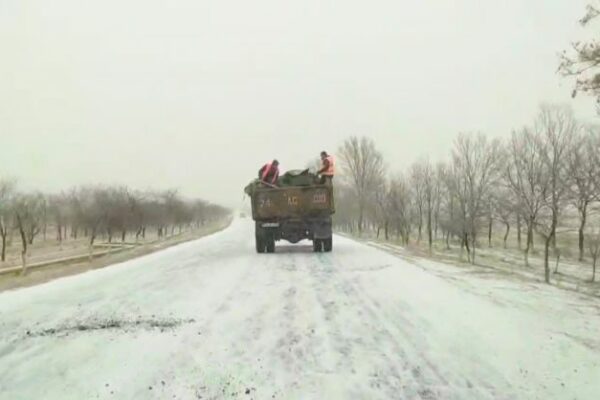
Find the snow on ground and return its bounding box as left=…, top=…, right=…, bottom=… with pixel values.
left=0, top=218, right=598, bottom=400
left=365, top=236, right=600, bottom=298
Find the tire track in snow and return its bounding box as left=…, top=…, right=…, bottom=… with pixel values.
left=310, top=254, right=413, bottom=399
left=262, top=250, right=341, bottom=399
left=312, top=250, right=514, bottom=400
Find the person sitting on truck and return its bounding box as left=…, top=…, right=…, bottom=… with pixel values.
left=318, top=151, right=334, bottom=185
left=258, top=159, right=280, bottom=186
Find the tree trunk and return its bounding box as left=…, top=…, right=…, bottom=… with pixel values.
left=593, top=258, right=597, bottom=282
left=527, top=220, right=534, bottom=250
left=89, top=233, right=96, bottom=262
left=554, top=250, right=561, bottom=274
left=488, top=213, right=493, bottom=247
left=0, top=217, right=5, bottom=262
left=357, top=199, right=365, bottom=236
left=578, top=203, right=587, bottom=262
left=445, top=230, right=450, bottom=250
left=17, top=215, right=28, bottom=275
left=463, top=232, right=471, bottom=263
left=121, top=230, right=126, bottom=242
left=470, top=230, right=477, bottom=264
left=358, top=206, right=364, bottom=236
left=1, top=233, right=6, bottom=262
left=427, top=206, right=433, bottom=251
left=28, top=227, right=35, bottom=245
left=517, top=214, right=522, bottom=249
left=384, top=220, right=389, bottom=240
left=503, top=222, right=510, bottom=249
left=21, top=249, right=27, bottom=275
left=544, top=235, right=552, bottom=284
left=417, top=212, right=423, bottom=243
left=524, top=218, right=533, bottom=266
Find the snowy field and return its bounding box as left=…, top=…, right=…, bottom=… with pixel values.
left=0, top=218, right=598, bottom=400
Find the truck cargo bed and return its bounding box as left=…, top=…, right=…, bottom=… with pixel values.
left=251, top=185, right=333, bottom=220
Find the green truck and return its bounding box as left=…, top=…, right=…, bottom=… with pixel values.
left=245, top=171, right=334, bottom=253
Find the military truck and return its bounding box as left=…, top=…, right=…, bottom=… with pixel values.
left=245, top=170, right=334, bottom=253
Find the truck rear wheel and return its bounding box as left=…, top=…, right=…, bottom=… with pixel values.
left=323, top=237, right=332, bottom=252
left=313, top=239, right=323, bottom=252
left=255, top=235, right=265, bottom=253
left=266, top=236, right=275, bottom=253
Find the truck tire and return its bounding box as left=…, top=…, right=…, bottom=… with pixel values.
left=266, top=236, right=275, bottom=253
left=323, top=237, right=332, bottom=252
left=255, top=235, right=265, bottom=253
left=313, top=239, right=323, bottom=252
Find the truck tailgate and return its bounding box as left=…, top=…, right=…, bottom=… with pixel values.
left=252, top=186, right=332, bottom=219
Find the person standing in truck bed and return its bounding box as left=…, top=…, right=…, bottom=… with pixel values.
left=318, top=151, right=334, bottom=186
left=258, top=159, right=280, bottom=186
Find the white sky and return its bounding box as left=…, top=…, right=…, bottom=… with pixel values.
left=0, top=0, right=597, bottom=207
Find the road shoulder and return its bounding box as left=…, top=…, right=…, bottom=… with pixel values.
left=0, top=218, right=232, bottom=292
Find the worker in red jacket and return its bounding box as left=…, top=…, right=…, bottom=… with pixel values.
left=258, top=159, right=280, bottom=186
left=318, top=151, right=334, bottom=185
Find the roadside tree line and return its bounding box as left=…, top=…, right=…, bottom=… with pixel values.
left=0, top=182, right=229, bottom=271
left=334, top=105, right=600, bottom=283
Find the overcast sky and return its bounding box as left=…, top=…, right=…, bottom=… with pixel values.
left=0, top=0, right=597, bottom=207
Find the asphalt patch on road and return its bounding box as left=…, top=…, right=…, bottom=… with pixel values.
left=23, top=316, right=196, bottom=338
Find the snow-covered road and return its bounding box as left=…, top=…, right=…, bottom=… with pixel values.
left=0, top=219, right=598, bottom=400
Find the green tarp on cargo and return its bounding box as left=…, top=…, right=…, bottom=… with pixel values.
left=244, top=169, right=319, bottom=196
left=279, top=169, right=319, bottom=186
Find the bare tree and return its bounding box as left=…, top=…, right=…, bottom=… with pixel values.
left=332, top=183, right=359, bottom=233
left=81, top=187, right=110, bottom=260
left=369, top=177, right=389, bottom=239
left=13, top=193, right=45, bottom=273
left=448, top=133, right=503, bottom=263
left=412, top=159, right=436, bottom=250
left=338, top=136, right=385, bottom=234
left=532, top=105, right=578, bottom=283
left=438, top=165, right=461, bottom=250
left=191, top=199, right=209, bottom=228
left=568, top=125, right=600, bottom=261
left=505, top=127, right=547, bottom=266
left=0, top=180, right=16, bottom=262
left=48, top=193, right=69, bottom=247
left=492, top=189, right=517, bottom=249
left=410, top=163, right=426, bottom=242
left=433, top=162, right=447, bottom=240
left=558, top=2, right=600, bottom=110
left=20, top=192, right=47, bottom=246
left=387, top=174, right=412, bottom=245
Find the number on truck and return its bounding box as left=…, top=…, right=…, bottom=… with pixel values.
left=259, top=197, right=272, bottom=208
left=313, top=192, right=327, bottom=204
left=287, top=196, right=298, bottom=206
